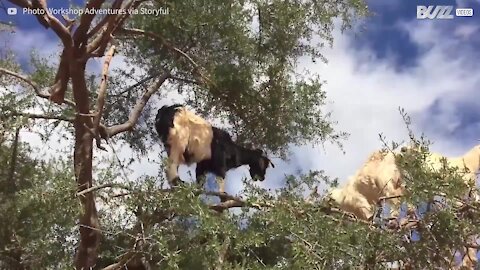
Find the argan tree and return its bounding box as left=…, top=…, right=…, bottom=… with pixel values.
left=0, top=0, right=369, bottom=268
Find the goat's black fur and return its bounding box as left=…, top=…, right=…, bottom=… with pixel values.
left=154, top=104, right=182, bottom=155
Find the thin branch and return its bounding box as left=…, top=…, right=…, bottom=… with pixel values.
left=87, top=0, right=142, bottom=58
left=0, top=67, right=75, bottom=107
left=8, top=0, right=73, bottom=47
left=201, top=190, right=244, bottom=202
left=73, top=0, right=107, bottom=46
left=209, top=199, right=245, bottom=212
left=86, top=0, right=123, bottom=39
left=105, top=71, right=170, bottom=137
left=170, top=75, right=202, bottom=86
left=86, top=12, right=117, bottom=55
left=44, top=11, right=74, bottom=48
left=101, top=251, right=137, bottom=270
left=118, top=27, right=214, bottom=86
left=3, top=111, right=74, bottom=122
left=378, top=194, right=404, bottom=202
left=76, top=183, right=130, bottom=197
left=119, top=28, right=195, bottom=67
left=7, top=127, right=20, bottom=194
left=116, top=71, right=163, bottom=96
left=92, top=45, right=116, bottom=150
left=216, top=236, right=231, bottom=270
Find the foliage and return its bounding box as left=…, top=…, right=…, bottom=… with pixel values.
left=1, top=0, right=479, bottom=269
left=0, top=127, right=79, bottom=269
left=0, top=113, right=480, bottom=269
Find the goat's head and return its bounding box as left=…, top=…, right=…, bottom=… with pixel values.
left=248, top=149, right=274, bottom=181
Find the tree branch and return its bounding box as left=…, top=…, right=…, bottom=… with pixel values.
left=170, top=75, right=202, bottom=86
left=92, top=45, right=115, bottom=150
left=86, top=0, right=142, bottom=58
left=0, top=67, right=75, bottom=107
left=7, top=127, right=20, bottom=194
left=49, top=50, right=71, bottom=105
left=378, top=194, right=403, bottom=202
left=76, top=183, right=130, bottom=197
left=216, top=236, right=231, bottom=270
left=86, top=0, right=124, bottom=39
left=105, top=71, right=170, bottom=138
left=8, top=0, right=73, bottom=47
left=3, top=111, right=74, bottom=122
left=101, top=250, right=138, bottom=270
left=209, top=199, right=246, bottom=212
left=116, top=71, right=163, bottom=97
left=118, top=27, right=214, bottom=87
left=73, top=0, right=107, bottom=46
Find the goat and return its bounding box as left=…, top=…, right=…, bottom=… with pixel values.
left=327, top=150, right=404, bottom=221
left=329, top=145, right=480, bottom=269
left=328, top=185, right=375, bottom=221
left=154, top=104, right=274, bottom=190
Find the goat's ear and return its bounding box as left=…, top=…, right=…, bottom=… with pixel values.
left=255, top=149, right=264, bottom=155
left=264, top=157, right=274, bottom=168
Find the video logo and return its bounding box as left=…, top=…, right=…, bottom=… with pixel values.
left=417, top=6, right=454, bottom=19
left=7, top=7, right=17, bottom=15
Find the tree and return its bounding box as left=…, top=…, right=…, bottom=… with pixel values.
left=3, top=1, right=478, bottom=269
left=0, top=0, right=368, bottom=268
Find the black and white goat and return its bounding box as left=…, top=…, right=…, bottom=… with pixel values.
left=154, top=104, right=274, bottom=190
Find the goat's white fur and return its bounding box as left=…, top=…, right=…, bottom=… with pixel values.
left=327, top=150, right=404, bottom=220
left=166, top=107, right=214, bottom=183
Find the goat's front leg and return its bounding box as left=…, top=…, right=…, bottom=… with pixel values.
left=166, top=151, right=183, bottom=186
left=167, top=159, right=181, bottom=186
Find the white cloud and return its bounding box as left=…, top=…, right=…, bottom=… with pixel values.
left=454, top=24, right=479, bottom=40
left=1, top=29, right=61, bottom=65
left=455, top=0, right=477, bottom=8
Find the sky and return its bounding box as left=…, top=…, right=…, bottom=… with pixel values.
left=1, top=0, right=480, bottom=197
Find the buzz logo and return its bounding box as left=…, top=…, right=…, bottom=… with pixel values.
left=417, top=5, right=454, bottom=19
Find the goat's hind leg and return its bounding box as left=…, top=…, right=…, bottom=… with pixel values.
left=216, top=176, right=226, bottom=193
left=212, top=151, right=227, bottom=202
left=195, top=161, right=209, bottom=189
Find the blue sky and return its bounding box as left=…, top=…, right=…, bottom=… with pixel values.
left=355, top=0, right=480, bottom=70
left=1, top=0, right=480, bottom=192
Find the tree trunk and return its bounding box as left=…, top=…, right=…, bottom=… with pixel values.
left=71, top=60, right=100, bottom=270
left=74, top=121, right=99, bottom=269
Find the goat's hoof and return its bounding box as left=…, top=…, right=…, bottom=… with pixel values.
left=170, top=177, right=185, bottom=188
left=196, top=179, right=206, bottom=188
left=387, top=219, right=399, bottom=229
